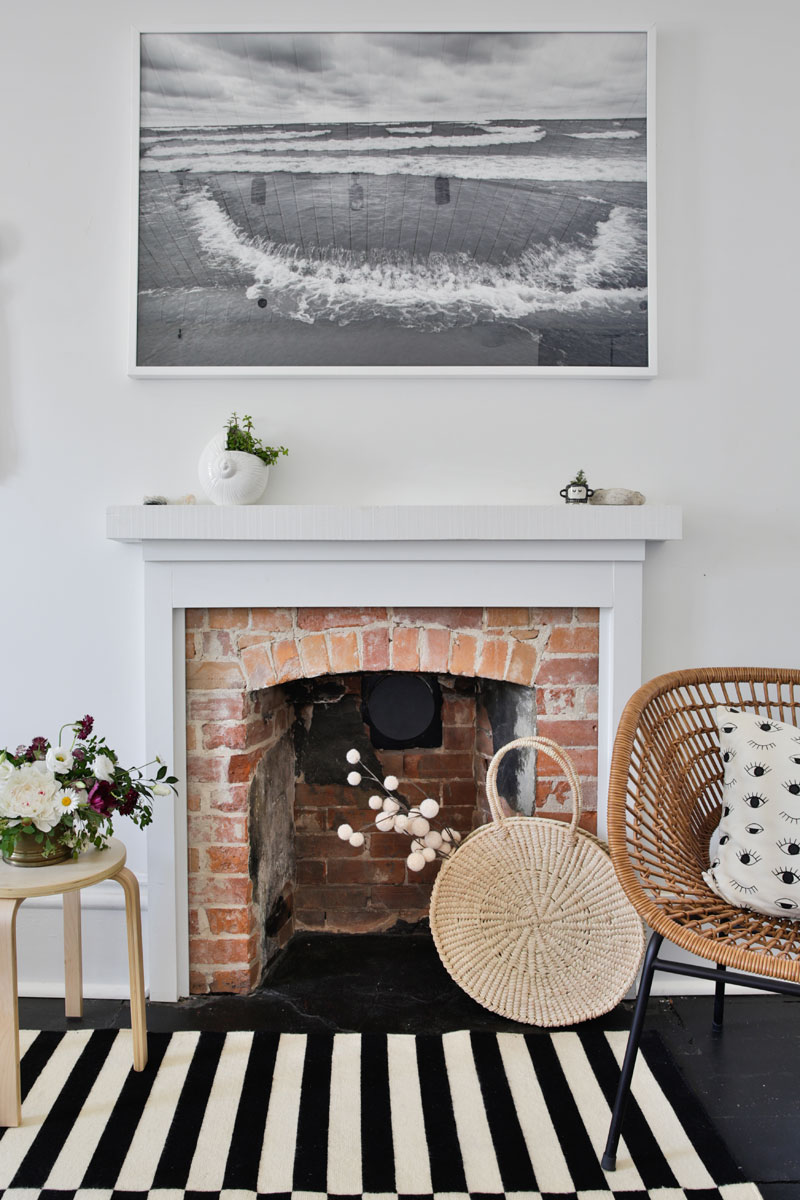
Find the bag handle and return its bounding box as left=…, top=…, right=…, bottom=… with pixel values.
left=486, top=735, right=583, bottom=839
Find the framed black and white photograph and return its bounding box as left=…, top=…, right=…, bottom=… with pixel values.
left=131, top=28, right=655, bottom=377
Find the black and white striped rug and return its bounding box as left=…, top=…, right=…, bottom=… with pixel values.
left=1, top=1028, right=760, bottom=1199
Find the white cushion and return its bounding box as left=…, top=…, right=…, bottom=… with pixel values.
left=703, top=705, right=800, bottom=919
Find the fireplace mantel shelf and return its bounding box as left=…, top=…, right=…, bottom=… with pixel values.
left=107, top=503, right=681, bottom=544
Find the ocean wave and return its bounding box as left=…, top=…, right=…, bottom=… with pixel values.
left=143, top=127, right=548, bottom=161
left=566, top=130, right=641, bottom=140
left=387, top=124, right=433, bottom=134
left=181, top=189, right=647, bottom=330
left=142, top=151, right=645, bottom=183
left=141, top=128, right=332, bottom=146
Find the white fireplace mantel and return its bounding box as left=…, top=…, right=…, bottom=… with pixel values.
left=108, top=503, right=681, bottom=1000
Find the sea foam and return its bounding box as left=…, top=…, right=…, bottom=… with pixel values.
left=181, top=189, right=647, bottom=330
left=143, top=151, right=646, bottom=183
left=565, top=130, right=641, bottom=140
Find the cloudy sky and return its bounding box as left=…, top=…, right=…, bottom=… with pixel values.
left=140, top=31, right=647, bottom=127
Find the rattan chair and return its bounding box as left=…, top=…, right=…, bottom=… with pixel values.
left=602, top=667, right=800, bottom=1171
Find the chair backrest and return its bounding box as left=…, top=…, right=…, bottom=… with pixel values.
left=607, top=668, right=800, bottom=931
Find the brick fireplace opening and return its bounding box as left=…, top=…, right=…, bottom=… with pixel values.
left=185, top=606, right=599, bottom=994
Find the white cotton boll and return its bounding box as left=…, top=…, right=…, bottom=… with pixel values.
left=424, top=831, right=443, bottom=849
left=420, top=798, right=440, bottom=819
left=407, top=807, right=420, bottom=819
left=441, top=828, right=453, bottom=842
left=347, top=771, right=362, bottom=786
left=410, top=817, right=430, bottom=837
left=410, top=838, right=424, bottom=852
left=383, top=797, right=400, bottom=814
left=346, top=749, right=361, bottom=765
left=439, top=843, right=452, bottom=857
left=337, top=824, right=354, bottom=840
left=375, top=812, right=395, bottom=832
left=452, top=830, right=462, bottom=843
left=368, top=795, right=383, bottom=810
left=383, top=775, right=399, bottom=792
left=393, top=813, right=409, bottom=832
left=349, top=831, right=365, bottom=848
left=407, top=851, right=426, bottom=872
left=422, top=846, right=436, bottom=862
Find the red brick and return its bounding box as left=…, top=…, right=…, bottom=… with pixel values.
left=186, top=755, right=227, bottom=783
left=226, top=749, right=265, bottom=784
left=477, top=639, right=509, bottom=681
left=539, top=686, right=581, bottom=716
left=294, top=782, right=339, bottom=807
left=449, top=632, right=477, bottom=677
left=202, top=722, right=247, bottom=751
left=210, top=784, right=250, bottom=813
left=296, top=860, right=326, bottom=884
left=206, top=845, right=250, bottom=874
left=506, top=640, right=539, bottom=686
left=190, top=936, right=252, bottom=964
left=392, top=607, right=482, bottom=629
left=535, top=718, right=598, bottom=745
left=186, top=661, right=245, bottom=690
left=537, top=657, right=599, bottom=685
left=186, top=609, right=205, bottom=630
left=210, top=968, right=252, bottom=993
left=370, top=884, right=433, bottom=908
left=586, top=689, right=599, bottom=715
left=297, top=607, right=387, bottom=631
left=272, top=638, right=300, bottom=682
left=322, top=911, right=397, bottom=933
left=329, top=631, right=360, bottom=673
left=297, top=886, right=368, bottom=909
left=327, top=859, right=406, bottom=885
left=189, top=909, right=202, bottom=935
left=187, top=694, right=249, bottom=721
left=296, top=834, right=366, bottom=858
left=251, top=608, right=293, bottom=631
left=443, top=780, right=478, bottom=805
left=240, top=644, right=277, bottom=690
left=189, top=812, right=247, bottom=842
left=441, top=697, right=474, bottom=726
left=486, top=607, right=529, bottom=628
left=208, top=608, right=249, bottom=630
left=206, top=908, right=253, bottom=935
left=190, top=970, right=209, bottom=994
left=404, top=752, right=473, bottom=779
left=202, top=630, right=235, bottom=659
left=547, top=626, right=600, bottom=654
left=391, top=626, right=420, bottom=671
left=186, top=724, right=198, bottom=751
left=188, top=875, right=252, bottom=904
left=295, top=809, right=325, bottom=832
left=577, top=608, right=600, bottom=624
left=187, top=783, right=202, bottom=811
left=298, top=633, right=330, bottom=677
left=530, top=607, right=575, bottom=626
left=443, top=724, right=474, bottom=751
left=295, top=909, right=326, bottom=929
left=363, top=628, right=391, bottom=671
left=186, top=632, right=197, bottom=660
left=188, top=847, right=200, bottom=872
left=420, top=628, right=450, bottom=672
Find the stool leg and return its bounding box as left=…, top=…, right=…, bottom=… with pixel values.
left=115, top=867, right=147, bottom=1071
left=602, top=931, right=663, bottom=1171
left=712, top=963, right=726, bottom=1033
left=0, top=898, right=23, bottom=1127
left=63, top=889, right=83, bottom=1018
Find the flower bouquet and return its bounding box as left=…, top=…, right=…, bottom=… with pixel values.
left=0, top=715, right=177, bottom=866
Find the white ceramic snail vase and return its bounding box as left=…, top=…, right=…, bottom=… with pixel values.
left=197, top=431, right=270, bottom=505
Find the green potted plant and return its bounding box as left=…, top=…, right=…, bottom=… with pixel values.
left=198, top=413, right=289, bottom=505
left=560, top=468, right=594, bottom=504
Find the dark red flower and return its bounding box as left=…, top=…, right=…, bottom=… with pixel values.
left=88, top=780, right=115, bottom=815
left=118, top=787, right=139, bottom=816
left=26, top=736, right=48, bottom=761
left=78, top=715, right=94, bottom=739
left=72, top=748, right=86, bottom=761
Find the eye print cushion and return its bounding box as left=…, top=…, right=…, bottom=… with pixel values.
left=703, top=706, right=800, bottom=919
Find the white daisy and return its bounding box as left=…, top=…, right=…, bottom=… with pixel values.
left=55, top=788, right=82, bottom=813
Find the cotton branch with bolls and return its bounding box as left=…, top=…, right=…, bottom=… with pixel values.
left=337, top=749, right=462, bottom=872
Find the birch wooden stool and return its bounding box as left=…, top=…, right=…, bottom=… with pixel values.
left=0, top=837, right=146, bottom=1127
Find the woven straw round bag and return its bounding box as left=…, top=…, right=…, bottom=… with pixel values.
left=430, top=736, right=645, bottom=1027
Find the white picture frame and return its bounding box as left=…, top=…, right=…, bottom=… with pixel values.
left=130, top=26, right=656, bottom=378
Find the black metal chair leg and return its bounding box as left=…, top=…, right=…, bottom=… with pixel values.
left=601, top=931, right=663, bottom=1171
left=712, top=963, right=727, bottom=1033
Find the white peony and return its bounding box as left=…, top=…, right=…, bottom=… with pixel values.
left=46, top=745, right=74, bottom=774
left=93, top=754, right=116, bottom=782
left=0, top=761, right=61, bottom=830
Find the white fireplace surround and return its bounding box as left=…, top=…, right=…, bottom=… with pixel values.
left=107, top=503, right=682, bottom=1001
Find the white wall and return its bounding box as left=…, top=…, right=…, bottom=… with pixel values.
left=2, top=0, right=798, bottom=995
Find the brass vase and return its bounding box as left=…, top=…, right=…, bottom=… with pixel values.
left=2, top=828, right=72, bottom=867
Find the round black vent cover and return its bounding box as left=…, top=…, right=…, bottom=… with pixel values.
left=362, top=673, right=442, bottom=749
